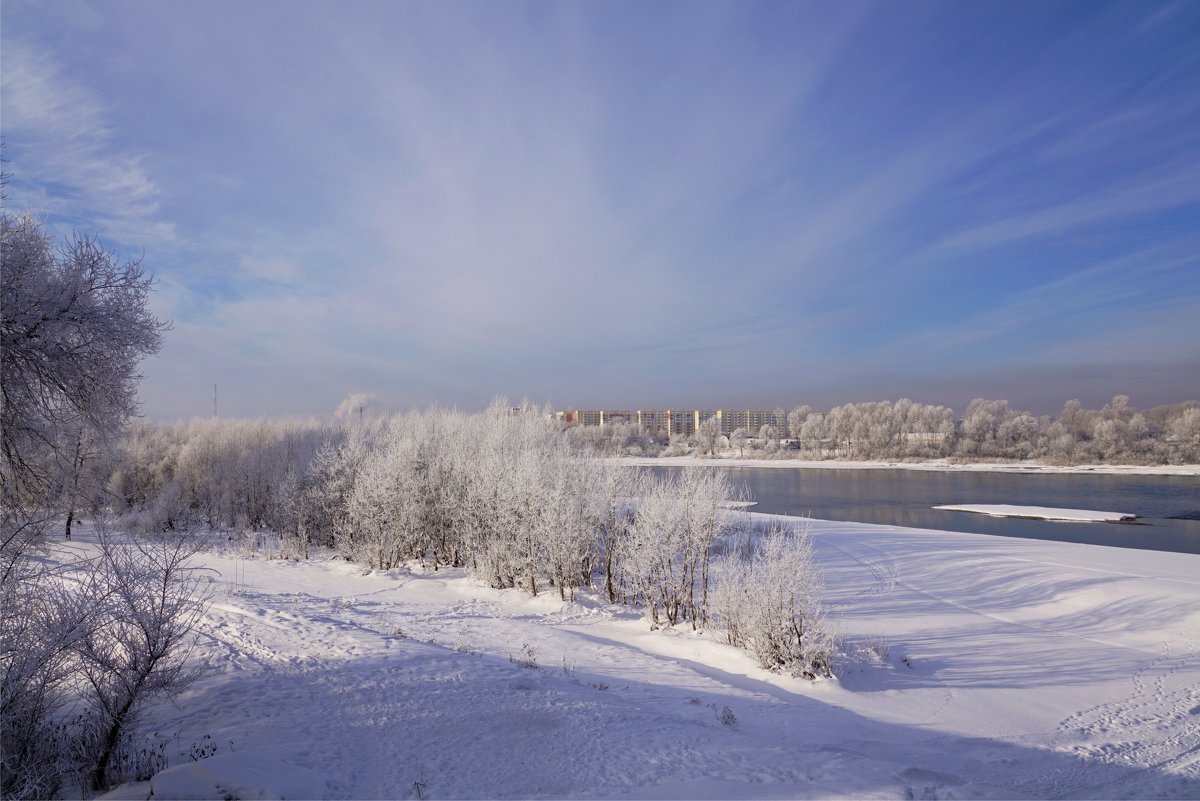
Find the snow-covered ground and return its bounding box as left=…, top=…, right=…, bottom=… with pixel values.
left=932, top=505, right=1138, bottom=523
left=617, top=456, right=1200, bottom=477
left=86, top=516, right=1200, bottom=800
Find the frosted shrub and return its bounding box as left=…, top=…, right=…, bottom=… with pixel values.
left=1, top=528, right=209, bottom=798
left=107, top=418, right=350, bottom=538
left=595, top=463, right=638, bottom=604
left=0, top=559, right=93, bottom=801
left=710, top=550, right=750, bottom=649
left=75, top=528, right=209, bottom=792
left=305, top=430, right=371, bottom=548
left=270, top=469, right=308, bottom=559
left=448, top=400, right=609, bottom=597
left=661, top=434, right=690, bottom=457
left=713, top=523, right=833, bottom=679
left=511, top=642, right=537, bottom=669
left=540, top=450, right=601, bottom=601
left=342, top=443, right=421, bottom=570
left=617, top=469, right=739, bottom=627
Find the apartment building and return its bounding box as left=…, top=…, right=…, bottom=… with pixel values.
left=669, top=410, right=697, bottom=437
left=554, top=408, right=788, bottom=438
left=636, top=409, right=670, bottom=435
left=577, top=410, right=603, bottom=427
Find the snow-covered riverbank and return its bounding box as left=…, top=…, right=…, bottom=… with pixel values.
left=615, top=455, right=1200, bottom=477
left=80, top=513, right=1200, bottom=800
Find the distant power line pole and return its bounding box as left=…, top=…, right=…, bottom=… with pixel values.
left=213, top=383, right=218, bottom=418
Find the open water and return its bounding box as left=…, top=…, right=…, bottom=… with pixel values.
left=646, top=465, right=1200, bottom=555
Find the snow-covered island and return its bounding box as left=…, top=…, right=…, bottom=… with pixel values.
left=933, top=504, right=1139, bottom=523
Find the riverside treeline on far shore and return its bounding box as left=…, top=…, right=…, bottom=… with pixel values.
left=561, top=396, right=1200, bottom=465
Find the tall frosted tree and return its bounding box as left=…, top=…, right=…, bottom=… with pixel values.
left=2, top=213, right=167, bottom=553
left=1, top=208, right=174, bottom=799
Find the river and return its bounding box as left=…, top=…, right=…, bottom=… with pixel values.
left=644, top=465, right=1200, bottom=555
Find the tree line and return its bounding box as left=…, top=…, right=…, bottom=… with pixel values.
left=567, top=397, right=1200, bottom=464
left=101, top=404, right=833, bottom=674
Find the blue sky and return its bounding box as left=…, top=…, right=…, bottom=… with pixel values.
left=4, top=0, right=1199, bottom=419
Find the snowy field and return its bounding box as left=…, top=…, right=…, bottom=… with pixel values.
left=618, top=456, right=1200, bottom=477
left=82, top=516, right=1200, bottom=800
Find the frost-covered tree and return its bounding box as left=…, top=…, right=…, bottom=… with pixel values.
left=301, top=430, right=362, bottom=547
left=270, top=468, right=307, bottom=558
left=772, top=407, right=787, bottom=435
left=0, top=204, right=209, bottom=800
left=1057, top=399, right=1090, bottom=451
left=539, top=447, right=600, bottom=600
left=996, top=413, right=1042, bottom=460
left=695, top=417, right=721, bottom=457
left=2, top=214, right=166, bottom=554
left=799, top=413, right=827, bottom=455
left=617, top=469, right=739, bottom=628
left=343, top=442, right=417, bottom=569
left=1170, top=408, right=1200, bottom=462
left=787, top=405, right=813, bottom=440
left=662, top=432, right=690, bottom=457
left=712, top=522, right=833, bottom=678
left=56, top=425, right=104, bottom=540
left=594, top=462, right=639, bottom=603
left=758, top=424, right=780, bottom=454
left=730, top=427, right=749, bottom=458
left=104, top=417, right=349, bottom=540
left=958, top=399, right=1011, bottom=457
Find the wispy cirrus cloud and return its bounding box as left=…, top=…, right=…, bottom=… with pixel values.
left=1, top=37, right=175, bottom=249
left=928, top=159, right=1200, bottom=256
left=4, top=1, right=1199, bottom=417
left=884, top=241, right=1200, bottom=367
